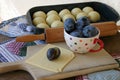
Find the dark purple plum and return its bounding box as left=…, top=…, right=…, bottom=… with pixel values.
left=47, top=47, right=61, bottom=61
left=70, top=30, right=83, bottom=37
left=82, top=25, right=98, bottom=37
left=76, top=17, right=90, bottom=30
left=64, top=18, right=75, bottom=32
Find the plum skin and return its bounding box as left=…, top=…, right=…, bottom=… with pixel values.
left=47, top=47, right=61, bottom=61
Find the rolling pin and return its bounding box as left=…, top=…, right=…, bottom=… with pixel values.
left=91, top=21, right=119, bottom=37
left=16, top=27, right=64, bottom=43
left=16, top=21, right=120, bottom=43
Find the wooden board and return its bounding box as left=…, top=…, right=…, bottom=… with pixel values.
left=0, top=42, right=119, bottom=80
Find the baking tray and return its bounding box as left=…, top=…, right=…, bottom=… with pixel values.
left=26, top=1, right=120, bottom=34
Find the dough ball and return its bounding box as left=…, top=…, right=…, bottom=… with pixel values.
left=88, top=11, right=100, bottom=22
left=76, top=12, right=88, bottom=20
left=36, top=23, right=49, bottom=28
left=82, top=6, right=94, bottom=14
left=71, top=7, right=82, bottom=16
left=33, top=11, right=46, bottom=19
left=33, top=17, right=46, bottom=26
left=59, top=9, right=71, bottom=18
left=51, top=21, right=64, bottom=28
left=46, top=14, right=61, bottom=26
left=47, top=10, right=59, bottom=16
left=62, top=14, right=75, bottom=22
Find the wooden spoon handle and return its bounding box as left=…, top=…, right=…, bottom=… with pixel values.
left=16, top=33, right=45, bottom=42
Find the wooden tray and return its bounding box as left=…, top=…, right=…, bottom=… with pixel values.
left=0, top=42, right=119, bottom=80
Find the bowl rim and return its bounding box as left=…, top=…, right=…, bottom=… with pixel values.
left=64, top=27, right=100, bottom=39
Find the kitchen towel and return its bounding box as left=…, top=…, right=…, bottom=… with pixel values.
left=0, top=15, right=34, bottom=37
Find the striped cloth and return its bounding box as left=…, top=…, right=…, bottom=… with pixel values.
left=75, top=75, right=89, bottom=80
left=0, top=39, right=24, bottom=62
left=75, top=75, right=83, bottom=80
left=83, top=75, right=89, bottom=80
left=6, top=40, right=25, bottom=55
left=0, top=38, right=45, bottom=62
left=0, top=53, right=8, bottom=62
left=0, top=15, right=33, bottom=37
left=0, top=15, right=45, bottom=62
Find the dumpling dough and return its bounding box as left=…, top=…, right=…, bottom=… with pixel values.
left=62, top=14, right=75, bottom=22
left=36, top=23, right=49, bottom=28
left=33, top=17, right=46, bottom=26
left=71, top=7, right=82, bottom=17
left=33, top=11, right=46, bottom=19
left=47, top=10, right=59, bottom=16
left=76, top=12, right=88, bottom=20
left=46, top=14, right=61, bottom=26
left=82, top=6, right=94, bottom=14
left=59, top=9, right=71, bottom=18
left=88, top=11, right=100, bottom=22
left=51, top=21, right=64, bottom=28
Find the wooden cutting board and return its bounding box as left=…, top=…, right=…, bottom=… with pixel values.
left=0, top=42, right=119, bottom=80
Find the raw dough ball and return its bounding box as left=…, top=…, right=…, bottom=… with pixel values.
left=82, top=6, right=94, bottom=14
left=71, top=7, right=82, bottom=16
left=59, top=9, right=71, bottom=18
left=33, top=17, right=46, bottom=26
left=33, top=11, right=46, bottom=19
left=36, top=23, right=49, bottom=28
left=46, top=14, right=61, bottom=26
left=62, top=14, right=75, bottom=22
left=51, top=21, right=64, bottom=28
left=47, top=10, right=59, bottom=16
left=76, top=12, right=88, bottom=20
left=88, top=11, right=100, bottom=22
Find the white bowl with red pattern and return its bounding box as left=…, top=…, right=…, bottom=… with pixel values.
left=64, top=29, right=104, bottom=54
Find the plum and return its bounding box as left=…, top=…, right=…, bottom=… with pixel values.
left=76, top=17, right=90, bottom=30
left=70, top=30, right=83, bottom=37
left=82, top=25, right=98, bottom=37
left=47, top=47, right=61, bottom=61
left=64, top=18, right=75, bottom=32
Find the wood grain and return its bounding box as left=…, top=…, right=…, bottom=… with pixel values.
left=0, top=42, right=119, bottom=80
